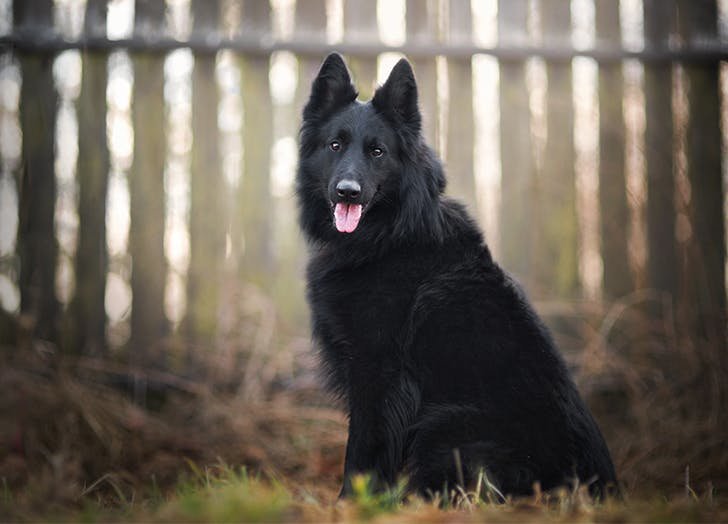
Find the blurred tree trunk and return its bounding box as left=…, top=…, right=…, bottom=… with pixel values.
left=539, top=1, right=578, bottom=298
left=344, top=0, right=377, bottom=98
left=15, top=0, right=59, bottom=345
left=596, top=0, right=631, bottom=299
left=72, top=0, right=109, bottom=355
left=237, top=1, right=273, bottom=286
left=498, top=0, right=536, bottom=291
left=129, top=0, right=168, bottom=366
left=644, top=0, right=678, bottom=304
left=186, top=0, right=224, bottom=348
left=677, top=0, right=726, bottom=345
left=406, top=0, right=439, bottom=148
left=445, top=0, right=477, bottom=213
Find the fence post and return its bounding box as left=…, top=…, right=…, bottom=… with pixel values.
left=14, top=0, right=59, bottom=345
left=72, top=0, right=109, bottom=355
left=677, top=0, right=726, bottom=344
left=644, top=1, right=677, bottom=304
left=406, top=0, right=439, bottom=148
left=128, top=0, right=168, bottom=363
left=186, top=0, right=224, bottom=347
left=294, top=0, right=328, bottom=120
left=595, top=0, right=631, bottom=299
left=539, top=0, right=578, bottom=298
left=444, top=0, right=477, bottom=213
left=237, top=1, right=273, bottom=286
left=288, top=0, right=331, bottom=327
left=497, top=0, right=536, bottom=291
left=343, top=0, right=378, bottom=99
left=294, top=0, right=328, bottom=117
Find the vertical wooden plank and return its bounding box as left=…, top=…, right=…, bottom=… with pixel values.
left=186, top=0, right=224, bottom=345
left=498, top=0, right=535, bottom=290
left=595, top=0, right=631, bottom=299
left=238, top=1, right=273, bottom=284
left=445, top=0, right=477, bottom=212
left=0, top=309, right=15, bottom=346
left=82, top=0, right=107, bottom=38
left=14, top=0, right=59, bottom=344
left=406, top=0, right=439, bottom=147
left=343, top=0, right=377, bottom=99
left=290, top=0, right=329, bottom=327
left=294, top=0, right=327, bottom=41
left=72, top=0, right=109, bottom=354
left=677, top=0, right=726, bottom=343
left=129, top=0, right=167, bottom=358
left=643, top=0, right=677, bottom=303
left=539, top=0, right=578, bottom=297
left=294, top=0, right=328, bottom=131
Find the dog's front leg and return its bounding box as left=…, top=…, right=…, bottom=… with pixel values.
left=340, top=422, right=384, bottom=497
left=339, top=373, right=420, bottom=498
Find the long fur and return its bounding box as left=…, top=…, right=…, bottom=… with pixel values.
left=297, top=53, right=617, bottom=499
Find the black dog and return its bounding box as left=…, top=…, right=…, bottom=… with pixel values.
left=297, top=53, right=617, bottom=499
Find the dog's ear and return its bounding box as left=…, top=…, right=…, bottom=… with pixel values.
left=372, top=58, right=421, bottom=131
left=303, top=53, right=358, bottom=121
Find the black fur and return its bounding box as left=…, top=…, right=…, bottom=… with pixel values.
left=297, top=53, right=617, bottom=499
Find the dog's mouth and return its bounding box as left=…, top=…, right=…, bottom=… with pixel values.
left=333, top=202, right=363, bottom=233
left=329, top=186, right=379, bottom=234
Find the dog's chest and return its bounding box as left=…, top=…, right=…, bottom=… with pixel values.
left=309, top=257, right=418, bottom=354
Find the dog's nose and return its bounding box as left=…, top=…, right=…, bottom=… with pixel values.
left=336, top=179, right=361, bottom=201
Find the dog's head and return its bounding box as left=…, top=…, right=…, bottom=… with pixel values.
left=298, top=53, right=444, bottom=242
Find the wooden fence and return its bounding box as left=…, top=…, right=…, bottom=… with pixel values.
left=0, top=0, right=725, bottom=369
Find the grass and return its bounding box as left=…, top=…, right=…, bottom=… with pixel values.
left=155, top=464, right=292, bottom=522
left=2, top=354, right=727, bottom=522
left=2, top=291, right=727, bottom=522
left=6, top=462, right=725, bottom=523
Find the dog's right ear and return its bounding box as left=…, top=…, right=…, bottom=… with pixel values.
left=303, top=53, right=358, bottom=121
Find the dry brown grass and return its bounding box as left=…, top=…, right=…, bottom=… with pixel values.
left=568, top=291, right=728, bottom=495
left=0, top=349, right=346, bottom=517
left=0, top=289, right=726, bottom=520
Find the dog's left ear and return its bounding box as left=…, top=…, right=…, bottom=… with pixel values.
left=372, top=58, right=421, bottom=131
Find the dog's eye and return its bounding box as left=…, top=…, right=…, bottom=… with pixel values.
left=329, top=140, right=341, bottom=152
left=371, top=147, right=383, bottom=158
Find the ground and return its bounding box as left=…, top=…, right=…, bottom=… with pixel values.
left=1, top=294, right=727, bottom=522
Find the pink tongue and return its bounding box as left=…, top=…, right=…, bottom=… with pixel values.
left=334, top=203, right=362, bottom=233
